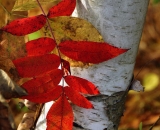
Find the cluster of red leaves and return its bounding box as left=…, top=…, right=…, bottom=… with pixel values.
left=0, top=0, right=128, bottom=129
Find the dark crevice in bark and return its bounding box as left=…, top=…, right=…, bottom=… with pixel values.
left=86, top=76, right=134, bottom=130
left=73, top=122, right=85, bottom=129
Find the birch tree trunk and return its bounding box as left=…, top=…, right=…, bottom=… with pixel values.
left=35, top=0, right=149, bottom=130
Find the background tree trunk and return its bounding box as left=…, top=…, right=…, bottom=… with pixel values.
left=36, top=0, right=149, bottom=130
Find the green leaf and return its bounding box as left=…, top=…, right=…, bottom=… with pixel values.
left=153, top=0, right=160, bottom=4
left=139, top=122, right=143, bottom=130
left=28, top=30, right=41, bottom=41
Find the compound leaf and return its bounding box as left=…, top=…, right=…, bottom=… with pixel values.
left=42, top=16, right=104, bottom=66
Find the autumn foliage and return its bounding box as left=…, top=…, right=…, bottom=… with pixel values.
left=0, top=0, right=128, bottom=129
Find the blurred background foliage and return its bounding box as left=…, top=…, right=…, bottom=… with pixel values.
left=0, top=0, right=160, bottom=129
left=153, top=0, right=160, bottom=4
left=119, top=0, right=160, bottom=130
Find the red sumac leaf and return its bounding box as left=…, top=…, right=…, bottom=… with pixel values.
left=26, top=37, right=56, bottom=56
left=65, top=75, right=100, bottom=95
left=1, top=14, right=46, bottom=36
left=47, top=95, right=73, bottom=130
left=64, top=86, right=93, bottom=109
left=13, top=54, right=60, bottom=77
left=59, top=41, right=129, bottom=63
left=21, top=69, right=63, bottom=94
left=22, top=85, right=63, bottom=103
left=47, top=0, right=76, bottom=18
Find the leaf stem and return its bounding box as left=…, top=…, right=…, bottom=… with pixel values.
left=0, top=2, right=11, bottom=16
left=36, top=0, right=65, bottom=77
left=36, top=0, right=60, bottom=51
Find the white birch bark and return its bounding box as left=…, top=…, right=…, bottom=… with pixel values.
left=35, top=0, right=149, bottom=130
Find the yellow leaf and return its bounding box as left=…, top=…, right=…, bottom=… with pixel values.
left=40, top=16, right=104, bottom=67
left=12, top=0, right=61, bottom=11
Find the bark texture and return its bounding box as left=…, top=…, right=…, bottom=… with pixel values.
left=35, top=0, right=149, bottom=130
left=71, top=0, right=149, bottom=130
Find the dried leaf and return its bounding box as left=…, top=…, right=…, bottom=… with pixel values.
left=0, top=102, right=15, bottom=130
left=0, top=69, right=27, bottom=100
left=12, top=0, right=61, bottom=11
left=47, top=0, right=76, bottom=18
left=0, top=40, right=17, bottom=79
left=47, top=95, right=73, bottom=130
left=64, top=86, right=93, bottom=109
left=26, top=37, right=56, bottom=56
left=59, top=40, right=128, bottom=63
left=13, top=54, right=60, bottom=77
left=2, top=32, right=26, bottom=60
left=47, top=17, right=103, bottom=44
left=130, top=80, right=144, bottom=92
left=17, top=113, right=35, bottom=130
left=65, top=75, right=100, bottom=95
left=1, top=14, right=46, bottom=36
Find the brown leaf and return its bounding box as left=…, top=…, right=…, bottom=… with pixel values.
left=130, top=80, right=144, bottom=92
left=0, top=69, right=27, bottom=101
left=0, top=102, right=15, bottom=130
left=17, top=113, right=35, bottom=130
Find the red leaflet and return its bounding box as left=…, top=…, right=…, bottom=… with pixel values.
left=59, top=41, right=129, bottom=63
left=65, top=75, right=100, bottom=95
left=22, top=69, right=63, bottom=93
left=26, top=37, right=56, bottom=56
left=22, top=85, right=62, bottom=103
left=47, top=0, right=76, bottom=18
left=47, top=95, right=73, bottom=130
left=64, top=86, right=93, bottom=109
left=13, top=54, right=60, bottom=77
left=1, top=14, right=46, bottom=36
left=21, top=69, right=63, bottom=103
left=62, top=59, right=71, bottom=75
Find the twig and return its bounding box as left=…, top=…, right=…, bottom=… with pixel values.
left=0, top=2, right=11, bottom=16
left=31, top=104, right=44, bottom=130
left=149, top=116, right=160, bottom=130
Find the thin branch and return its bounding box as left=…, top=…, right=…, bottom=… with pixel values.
left=0, top=2, right=11, bottom=16
left=149, top=116, right=160, bottom=130
left=31, top=104, right=44, bottom=130
left=36, top=0, right=64, bottom=69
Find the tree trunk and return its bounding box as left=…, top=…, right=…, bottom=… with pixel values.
left=35, top=0, right=149, bottom=130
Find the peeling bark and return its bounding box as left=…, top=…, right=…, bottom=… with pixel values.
left=35, top=0, right=149, bottom=130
